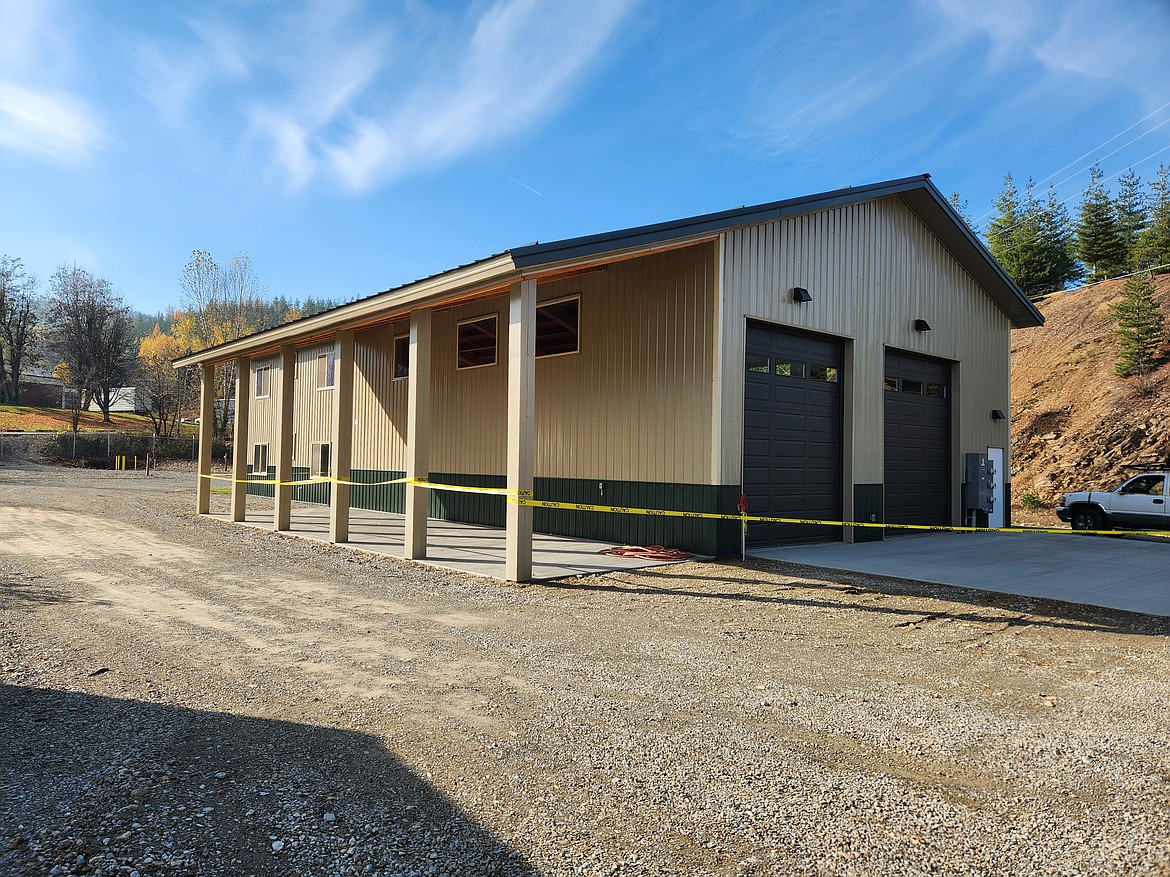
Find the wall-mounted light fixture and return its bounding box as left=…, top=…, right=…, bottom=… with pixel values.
left=791, top=287, right=812, bottom=303
left=991, top=409, right=1007, bottom=420
left=913, top=319, right=932, bottom=332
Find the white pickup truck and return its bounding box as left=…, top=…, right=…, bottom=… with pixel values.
left=1056, top=472, right=1170, bottom=531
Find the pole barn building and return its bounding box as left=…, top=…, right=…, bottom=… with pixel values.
left=175, top=175, right=1043, bottom=581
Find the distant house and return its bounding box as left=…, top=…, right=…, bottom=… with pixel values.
left=177, top=174, right=1043, bottom=581
left=1, top=372, right=74, bottom=409
left=88, top=387, right=151, bottom=415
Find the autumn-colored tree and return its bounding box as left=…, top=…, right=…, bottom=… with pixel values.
left=137, top=324, right=193, bottom=436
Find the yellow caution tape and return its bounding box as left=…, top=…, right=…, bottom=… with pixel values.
left=198, top=471, right=1167, bottom=538
left=507, top=496, right=1170, bottom=539
left=198, top=472, right=530, bottom=496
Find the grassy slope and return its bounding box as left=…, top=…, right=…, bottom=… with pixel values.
left=0, top=405, right=194, bottom=434
left=1010, top=274, right=1170, bottom=521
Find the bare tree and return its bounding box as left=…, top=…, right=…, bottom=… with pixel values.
left=0, top=255, right=40, bottom=404
left=46, top=264, right=137, bottom=423
left=174, top=250, right=269, bottom=436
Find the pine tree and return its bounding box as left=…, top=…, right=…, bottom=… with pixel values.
left=1114, top=167, right=1147, bottom=271
left=1135, top=163, right=1170, bottom=273
left=1110, top=273, right=1165, bottom=377
left=948, top=191, right=973, bottom=229
left=1041, top=184, right=1082, bottom=288
left=1076, top=163, right=1126, bottom=281
left=986, top=174, right=1080, bottom=298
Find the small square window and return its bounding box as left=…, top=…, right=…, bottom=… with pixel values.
left=811, top=365, right=838, bottom=383
left=536, top=297, right=580, bottom=357
left=252, top=443, right=269, bottom=473
left=310, top=442, right=331, bottom=478
left=901, top=379, right=923, bottom=395
left=884, top=376, right=899, bottom=392
left=925, top=383, right=946, bottom=398
left=457, top=315, right=497, bottom=369
left=776, top=361, right=806, bottom=378
left=254, top=365, right=270, bottom=399
left=394, top=335, right=409, bottom=379
left=746, top=354, right=770, bottom=374
left=316, top=351, right=336, bottom=389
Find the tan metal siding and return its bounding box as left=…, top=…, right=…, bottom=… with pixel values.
left=427, top=244, right=717, bottom=482
left=294, top=343, right=335, bottom=465
left=719, top=197, right=1014, bottom=516
left=352, top=323, right=409, bottom=471
left=246, top=356, right=280, bottom=459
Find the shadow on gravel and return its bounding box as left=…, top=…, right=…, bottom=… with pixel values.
left=0, top=574, right=82, bottom=607
left=550, top=562, right=1170, bottom=639
left=0, top=683, right=536, bottom=876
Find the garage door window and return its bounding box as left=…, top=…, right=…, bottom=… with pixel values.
left=746, top=354, right=769, bottom=373
left=811, top=365, right=838, bottom=382
left=776, top=361, right=805, bottom=378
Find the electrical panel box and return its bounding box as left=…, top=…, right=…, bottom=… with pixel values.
left=963, top=452, right=995, bottom=513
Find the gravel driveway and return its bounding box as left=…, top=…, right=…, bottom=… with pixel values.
left=1, top=463, right=1168, bottom=876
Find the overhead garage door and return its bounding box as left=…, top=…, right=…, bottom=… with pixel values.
left=884, top=351, right=951, bottom=529
left=743, top=323, right=843, bottom=545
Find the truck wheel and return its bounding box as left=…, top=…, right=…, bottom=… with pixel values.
left=1070, top=508, right=1105, bottom=531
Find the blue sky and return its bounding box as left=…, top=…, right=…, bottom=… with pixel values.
left=2, top=0, right=1169, bottom=315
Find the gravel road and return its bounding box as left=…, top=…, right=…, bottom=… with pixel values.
left=1, top=463, right=1168, bottom=876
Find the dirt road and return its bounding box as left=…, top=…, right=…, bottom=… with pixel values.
left=1, top=464, right=1168, bottom=875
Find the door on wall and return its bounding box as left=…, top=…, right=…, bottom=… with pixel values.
left=883, top=350, right=951, bottom=530
left=742, top=322, right=843, bottom=545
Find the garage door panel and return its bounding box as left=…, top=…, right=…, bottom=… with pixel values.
left=744, top=323, right=843, bottom=546
left=885, top=350, right=950, bottom=529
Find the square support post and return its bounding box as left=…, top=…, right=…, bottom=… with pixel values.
left=274, top=345, right=296, bottom=531
left=196, top=363, right=215, bottom=515
left=330, top=330, right=355, bottom=543
left=230, top=356, right=251, bottom=522
left=405, top=308, right=432, bottom=560
left=505, top=279, right=536, bottom=583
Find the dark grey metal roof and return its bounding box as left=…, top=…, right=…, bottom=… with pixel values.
left=510, top=174, right=1044, bottom=329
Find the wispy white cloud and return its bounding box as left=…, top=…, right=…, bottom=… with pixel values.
left=929, top=0, right=1170, bottom=102
left=248, top=0, right=637, bottom=193
left=132, top=16, right=252, bottom=126
left=0, top=82, right=102, bottom=164
left=0, top=0, right=103, bottom=164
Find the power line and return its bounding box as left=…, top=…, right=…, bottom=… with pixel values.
left=971, top=101, right=1170, bottom=225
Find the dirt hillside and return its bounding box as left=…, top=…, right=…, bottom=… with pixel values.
left=1010, top=273, right=1170, bottom=514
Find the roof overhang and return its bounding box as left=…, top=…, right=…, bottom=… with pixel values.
left=175, top=174, right=1041, bottom=369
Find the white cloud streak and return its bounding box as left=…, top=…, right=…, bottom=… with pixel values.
left=930, top=0, right=1170, bottom=102
left=247, top=0, right=637, bottom=193
left=0, top=0, right=103, bottom=164
left=0, top=81, right=102, bottom=163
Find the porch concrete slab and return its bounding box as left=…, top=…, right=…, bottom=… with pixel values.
left=750, top=531, right=1170, bottom=617
left=210, top=503, right=691, bottom=581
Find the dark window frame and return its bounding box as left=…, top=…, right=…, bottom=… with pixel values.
left=535, top=295, right=581, bottom=358
left=254, top=365, right=270, bottom=399
left=393, top=334, right=409, bottom=380
left=316, top=351, right=336, bottom=389
left=457, top=314, right=498, bottom=370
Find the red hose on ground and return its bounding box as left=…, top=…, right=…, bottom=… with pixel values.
left=598, top=545, right=693, bottom=561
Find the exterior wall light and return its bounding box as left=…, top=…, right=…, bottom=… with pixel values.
left=913, top=319, right=932, bottom=331
left=991, top=409, right=1007, bottom=420
left=791, top=287, right=812, bottom=303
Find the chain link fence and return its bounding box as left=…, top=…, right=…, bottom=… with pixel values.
left=0, top=431, right=229, bottom=469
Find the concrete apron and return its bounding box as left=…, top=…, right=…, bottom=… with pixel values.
left=209, top=503, right=693, bottom=581
left=750, top=531, right=1170, bottom=617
